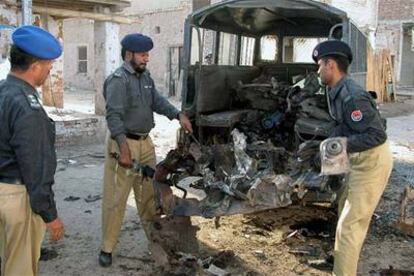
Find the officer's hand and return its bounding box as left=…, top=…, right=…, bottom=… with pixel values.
left=46, top=217, right=64, bottom=241
left=118, top=142, right=132, bottom=168
left=178, top=113, right=193, bottom=133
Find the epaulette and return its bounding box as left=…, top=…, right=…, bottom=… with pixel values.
left=113, top=70, right=123, bottom=78
left=26, top=94, right=42, bottom=110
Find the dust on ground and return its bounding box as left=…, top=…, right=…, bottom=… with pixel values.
left=38, top=99, right=414, bottom=275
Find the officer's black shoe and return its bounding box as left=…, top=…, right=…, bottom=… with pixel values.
left=98, top=251, right=112, bottom=267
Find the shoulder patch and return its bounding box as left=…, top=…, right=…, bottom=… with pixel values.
left=27, top=94, right=41, bottom=109
left=351, top=110, right=363, bottom=122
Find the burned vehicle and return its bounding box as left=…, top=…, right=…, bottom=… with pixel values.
left=153, top=0, right=369, bottom=219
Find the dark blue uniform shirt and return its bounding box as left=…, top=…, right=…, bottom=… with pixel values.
left=0, top=75, right=57, bottom=223
left=328, top=76, right=387, bottom=153
left=103, top=63, right=179, bottom=145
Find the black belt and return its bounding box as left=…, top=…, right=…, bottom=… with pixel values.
left=0, top=176, right=23, bottom=185
left=126, top=133, right=148, bottom=140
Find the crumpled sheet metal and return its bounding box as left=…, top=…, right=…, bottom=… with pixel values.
left=154, top=129, right=300, bottom=217
left=247, top=174, right=293, bottom=208
left=320, top=137, right=350, bottom=175
left=155, top=172, right=296, bottom=218
left=232, top=129, right=255, bottom=176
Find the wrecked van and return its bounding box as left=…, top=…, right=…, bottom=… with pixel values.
left=153, top=0, right=369, bottom=218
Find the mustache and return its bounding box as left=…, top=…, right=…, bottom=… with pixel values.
left=130, top=60, right=146, bottom=67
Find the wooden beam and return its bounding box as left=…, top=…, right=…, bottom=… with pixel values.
left=77, top=0, right=130, bottom=7
left=32, top=0, right=130, bottom=9
left=32, top=6, right=136, bottom=24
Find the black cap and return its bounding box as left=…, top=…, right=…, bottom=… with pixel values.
left=121, top=33, right=153, bottom=53
left=312, top=40, right=353, bottom=64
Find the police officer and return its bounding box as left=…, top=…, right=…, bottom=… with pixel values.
left=99, top=33, right=192, bottom=267
left=0, top=25, right=64, bottom=276
left=312, top=40, right=393, bottom=276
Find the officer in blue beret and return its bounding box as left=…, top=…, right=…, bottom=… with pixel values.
left=313, top=40, right=392, bottom=275
left=99, top=33, right=193, bottom=267
left=0, top=25, right=64, bottom=275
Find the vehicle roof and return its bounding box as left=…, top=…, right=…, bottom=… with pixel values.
left=188, top=0, right=347, bottom=36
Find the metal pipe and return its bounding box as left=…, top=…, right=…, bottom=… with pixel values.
left=22, top=0, right=32, bottom=25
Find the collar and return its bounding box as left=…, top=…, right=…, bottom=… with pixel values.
left=122, top=62, right=135, bottom=74
left=328, top=76, right=347, bottom=101
left=6, top=74, right=37, bottom=94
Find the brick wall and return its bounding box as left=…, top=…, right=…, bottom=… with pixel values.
left=120, top=0, right=192, bottom=94
left=379, top=0, right=414, bottom=21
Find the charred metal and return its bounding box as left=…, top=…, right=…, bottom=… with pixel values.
left=154, top=72, right=347, bottom=218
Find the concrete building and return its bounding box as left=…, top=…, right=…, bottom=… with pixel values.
left=63, top=0, right=210, bottom=97
left=119, top=0, right=193, bottom=97
left=60, top=0, right=412, bottom=110
left=63, top=18, right=95, bottom=91
left=376, top=0, right=414, bottom=87
left=0, top=2, right=21, bottom=79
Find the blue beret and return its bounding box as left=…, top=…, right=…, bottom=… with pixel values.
left=12, top=25, right=62, bottom=60
left=121, top=33, right=153, bottom=53
left=312, top=40, right=353, bottom=64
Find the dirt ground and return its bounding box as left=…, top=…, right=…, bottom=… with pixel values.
left=37, top=99, right=414, bottom=276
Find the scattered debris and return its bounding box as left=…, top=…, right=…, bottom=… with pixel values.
left=87, top=153, right=105, bottom=159
left=84, top=194, right=102, bottom=203
left=284, top=230, right=299, bottom=240
left=154, top=72, right=346, bottom=219
left=373, top=212, right=381, bottom=220
left=206, top=264, right=229, bottom=276
left=118, top=264, right=141, bottom=272
left=395, top=186, right=414, bottom=237
left=253, top=250, right=266, bottom=260
left=290, top=218, right=335, bottom=238
left=64, top=196, right=80, bottom=202
left=307, top=256, right=334, bottom=272
left=201, top=250, right=235, bottom=269
left=148, top=215, right=199, bottom=271
left=39, top=248, right=58, bottom=261
left=369, top=266, right=414, bottom=276
left=288, top=245, right=320, bottom=256
left=244, top=216, right=275, bottom=231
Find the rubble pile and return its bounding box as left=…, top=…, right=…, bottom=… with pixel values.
left=154, top=72, right=342, bottom=218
